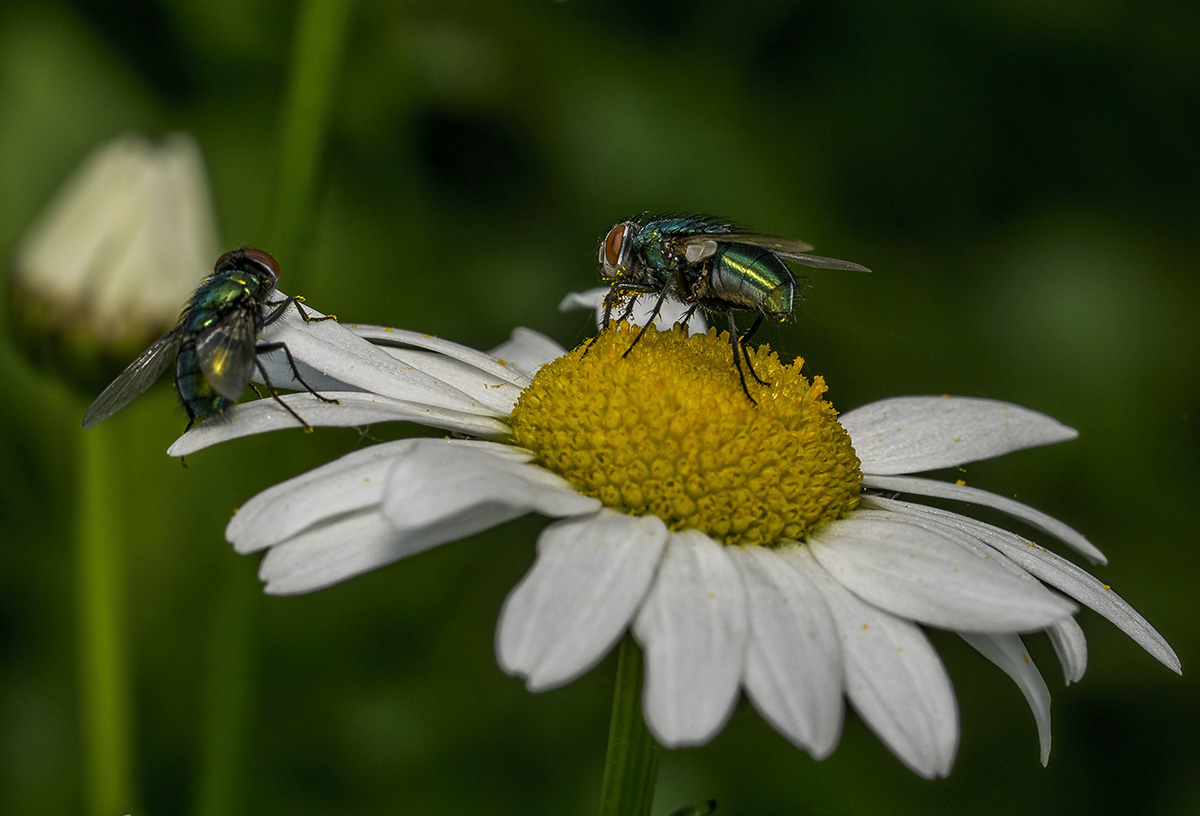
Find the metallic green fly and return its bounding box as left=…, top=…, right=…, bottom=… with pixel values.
left=597, top=215, right=870, bottom=402
left=82, top=247, right=337, bottom=431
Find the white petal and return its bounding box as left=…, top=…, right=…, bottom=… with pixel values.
left=250, top=354, right=367, bottom=397
left=632, top=530, right=747, bottom=748
left=256, top=301, right=493, bottom=411
left=960, top=633, right=1053, bottom=766
left=863, top=474, right=1106, bottom=564
left=227, top=438, right=414, bottom=553
left=784, top=546, right=958, bottom=778
left=380, top=442, right=601, bottom=550
left=996, top=549, right=1180, bottom=675
left=559, top=288, right=607, bottom=313
left=257, top=509, right=411, bottom=594
left=809, top=511, right=1077, bottom=632
left=167, top=391, right=511, bottom=456
left=487, top=327, right=567, bottom=375
left=729, top=545, right=844, bottom=758
left=348, top=323, right=533, bottom=387
left=496, top=511, right=668, bottom=691
left=240, top=437, right=549, bottom=594
left=559, top=287, right=708, bottom=333
left=858, top=497, right=1090, bottom=687
left=366, top=346, right=525, bottom=414
left=433, top=438, right=538, bottom=462
left=644, top=298, right=707, bottom=333
left=1046, top=617, right=1088, bottom=685
left=841, top=397, right=1078, bottom=475
left=871, top=499, right=1181, bottom=674
left=859, top=495, right=1034, bottom=580
left=225, top=438, right=532, bottom=553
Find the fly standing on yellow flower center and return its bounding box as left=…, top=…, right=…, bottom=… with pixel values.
left=596, top=215, right=870, bottom=403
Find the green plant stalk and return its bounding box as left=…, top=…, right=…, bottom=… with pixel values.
left=78, top=426, right=137, bottom=816
left=193, top=562, right=259, bottom=816
left=597, top=634, right=660, bottom=816
left=269, top=0, right=355, bottom=267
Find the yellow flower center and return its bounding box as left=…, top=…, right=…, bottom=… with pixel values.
left=510, top=323, right=862, bottom=546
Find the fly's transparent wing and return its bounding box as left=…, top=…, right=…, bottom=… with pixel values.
left=679, top=233, right=814, bottom=262
left=770, top=250, right=870, bottom=272
left=683, top=232, right=871, bottom=273
left=694, top=233, right=816, bottom=254
left=195, top=310, right=257, bottom=401
left=81, top=328, right=182, bottom=429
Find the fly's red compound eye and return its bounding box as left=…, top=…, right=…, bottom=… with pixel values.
left=603, top=223, right=627, bottom=269
left=216, top=246, right=280, bottom=280
left=241, top=247, right=281, bottom=278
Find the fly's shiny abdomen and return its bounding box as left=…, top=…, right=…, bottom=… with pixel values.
left=175, top=342, right=229, bottom=421
left=708, top=244, right=794, bottom=318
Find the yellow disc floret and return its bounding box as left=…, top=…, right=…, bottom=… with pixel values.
left=510, top=323, right=862, bottom=546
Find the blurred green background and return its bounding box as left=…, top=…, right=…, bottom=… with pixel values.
left=1, top=0, right=1197, bottom=814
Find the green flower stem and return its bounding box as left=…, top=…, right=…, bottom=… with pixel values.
left=598, top=634, right=660, bottom=816
left=78, top=426, right=136, bottom=816
left=269, top=0, right=355, bottom=266
left=194, top=563, right=259, bottom=816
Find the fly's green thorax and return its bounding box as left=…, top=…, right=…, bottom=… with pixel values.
left=636, top=217, right=733, bottom=276
left=183, top=273, right=273, bottom=333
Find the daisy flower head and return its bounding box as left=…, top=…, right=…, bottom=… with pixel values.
left=176, top=295, right=1181, bottom=779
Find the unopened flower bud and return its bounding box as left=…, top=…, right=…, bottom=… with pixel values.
left=9, top=133, right=218, bottom=390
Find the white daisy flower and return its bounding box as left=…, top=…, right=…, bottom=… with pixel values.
left=172, top=301, right=1180, bottom=779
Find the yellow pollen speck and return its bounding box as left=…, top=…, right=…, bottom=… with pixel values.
left=509, top=323, right=862, bottom=546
